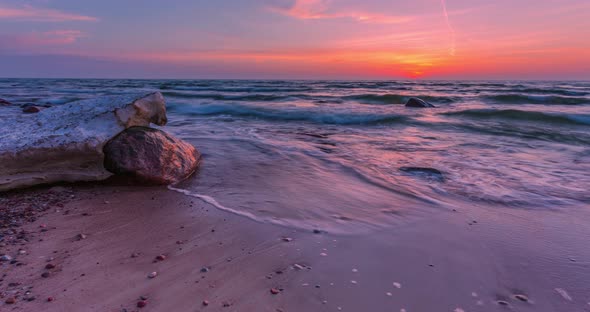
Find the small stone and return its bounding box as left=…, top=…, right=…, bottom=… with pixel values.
left=45, top=263, right=56, bottom=269
left=293, top=264, right=305, bottom=270
left=131, top=253, right=140, bottom=258
left=352, top=268, right=358, bottom=273
left=0, top=255, right=12, bottom=261
left=18, top=249, right=27, bottom=255
left=76, top=233, right=87, bottom=240
left=5, top=297, right=16, bottom=304
left=393, top=282, right=402, bottom=289
left=320, top=252, right=327, bottom=256
left=270, top=288, right=280, bottom=295
left=200, top=267, right=209, bottom=273
left=140, top=296, right=148, bottom=300
left=23, top=106, right=42, bottom=113
left=222, top=302, right=231, bottom=307
left=514, top=294, right=529, bottom=302
left=47, top=297, right=54, bottom=302
left=155, top=254, right=166, bottom=261
left=41, top=272, right=50, bottom=278
left=313, top=229, right=322, bottom=234
left=282, top=237, right=293, bottom=242
left=350, top=280, right=357, bottom=284
left=202, top=300, right=209, bottom=306
left=497, top=300, right=509, bottom=306
left=386, top=292, right=392, bottom=296
left=137, top=300, right=147, bottom=308
left=148, top=272, right=158, bottom=279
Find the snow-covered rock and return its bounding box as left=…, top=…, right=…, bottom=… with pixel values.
left=0, top=92, right=167, bottom=191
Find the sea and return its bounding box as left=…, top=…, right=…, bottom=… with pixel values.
left=2, top=79, right=589, bottom=233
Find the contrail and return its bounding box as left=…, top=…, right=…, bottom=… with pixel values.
left=440, top=0, right=456, bottom=56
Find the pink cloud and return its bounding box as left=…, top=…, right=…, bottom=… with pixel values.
left=0, top=30, right=86, bottom=47
left=270, top=0, right=413, bottom=24
left=0, top=5, right=97, bottom=22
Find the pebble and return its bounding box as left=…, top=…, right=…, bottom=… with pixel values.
left=140, top=296, right=148, bottom=300
left=41, top=272, right=50, bottom=278
left=148, top=272, right=158, bottom=279
left=386, top=292, right=392, bottom=296
left=393, top=282, right=402, bottom=289
left=47, top=297, right=54, bottom=302
left=137, top=300, right=147, bottom=308
left=45, top=263, right=56, bottom=269
left=0, top=255, right=12, bottom=261
left=293, top=264, right=305, bottom=270
left=514, top=294, right=529, bottom=302
left=200, top=267, right=210, bottom=273
left=270, top=288, right=280, bottom=295
left=5, top=297, right=16, bottom=304
left=18, top=249, right=27, bottom=255
left=497, top=300, right=509, bottom=306
left=352, top=268, right=358, bottom=273
left=131, top=253, right=140, bottom=258
left=350, top=280, right=357, bottom=284
left=313, top=229, right=322, bottom=234
left=282, top=237, right=293, bottom=242
left=202, top=300, right=209, bottom=306
left=155, top=254, right=167, bottom=261
left=320, top=253, right=328, bottom=256
left=76, top=233, right=87, bottom=240
left=555, top=288, right=572, bottom=301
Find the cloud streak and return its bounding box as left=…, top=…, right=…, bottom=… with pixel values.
left=440, top=0, right=456, bottom=55
left=0, top=30, right=86, bottom=48
left=270, top=0, right=413, bottom=24
left=0, top=5, right=98, bottom=22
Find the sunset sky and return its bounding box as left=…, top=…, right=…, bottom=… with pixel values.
left=0, top=0, right=589, bottom=79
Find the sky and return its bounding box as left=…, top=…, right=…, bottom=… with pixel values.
left=0, top=0, right=589, bottom=80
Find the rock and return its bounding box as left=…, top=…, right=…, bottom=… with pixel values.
left=148, top=272, right=158, bottom=279
left=0, top=92, right=167, bottom=191
left=45, top=263, right=56, bottom=269
left=131, top=252, right=140, bottom=258
left=41, top=272, right=50, bottom=278
left=5, top=297, right=16, bottom=304
left=23, top=106, right=44, bottom=114
left=282, top=237, right=293, bottom=242
left=103, top=127, right=201, bottom=185
left=47, top=297, right=54, bottom=302
left=76, top=233, right=87, bottom=240
left=405, top=97, right=435, bottom=108
left=137, top=300, right=147, bottom=308
left=270, top=288, right=280, bottom=294
left=155, top=254, right=166, bottom=261
left=200, top=267, right=209, bottom=273
left=0, top=98, right=12, bottom=106
left=514, top=294, right=529, bottom=302
left=202, top=300, right=209, bottom=306
left=0, top=255, right=12, bottom=261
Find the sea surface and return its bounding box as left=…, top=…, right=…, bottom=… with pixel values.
left=2, top=79, right=589, bottom=233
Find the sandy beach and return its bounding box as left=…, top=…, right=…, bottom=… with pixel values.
left=1, top=180, right=589, bottom=312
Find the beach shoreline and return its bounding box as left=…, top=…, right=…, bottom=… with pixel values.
left=1, top=182, right=589, bottom=312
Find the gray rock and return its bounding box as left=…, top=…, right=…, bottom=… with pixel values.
left=405, top=97, right=435, bottom=108
left=0, top=92, right=167, bottom=191
left=103, top=127, right=201, bottom=185
left=0, top=255, right=12, bottom=261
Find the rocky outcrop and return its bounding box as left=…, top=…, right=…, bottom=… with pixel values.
left=405, top=97, right=435, bottom=108
left=0, top=98, right=12, bottom=106
left=0, top=92, right=167, bottom=191
left=104, top=127, right=201, bottom=185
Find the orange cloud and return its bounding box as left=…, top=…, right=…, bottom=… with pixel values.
left=270, top=0, right=413, bottom=24
left=0, top=5, right=97, bottom=22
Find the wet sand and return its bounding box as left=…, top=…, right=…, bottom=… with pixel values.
left=1, top=184, right=590, bottom=312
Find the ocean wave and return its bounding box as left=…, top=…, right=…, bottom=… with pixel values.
left=444, top=109, right=590, bottom=126
left=162, top=91, right=296, bottom=102
left=169, top=103, right=408, bottom=125
left=482, top=94, right=590, bottom=105
left=345, top=94, right=455, bottom=105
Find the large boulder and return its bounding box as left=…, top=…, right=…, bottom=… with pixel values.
left=0, top=92, right=167, bottom=191
left=103, top=127, right=201, bottom=185
left=405, top=97, right=435, bottom=108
